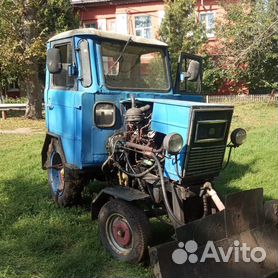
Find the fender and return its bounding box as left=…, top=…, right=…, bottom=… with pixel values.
left=91, top=186, right=150, bottom=220
left=41, top=132, right=65, bottom=170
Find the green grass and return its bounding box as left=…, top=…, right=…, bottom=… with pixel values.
left=216, top=103, right=278, bottom=200
left=0, top=136, right=150, bottom=278
left=0, top=103, right=277, bottom=278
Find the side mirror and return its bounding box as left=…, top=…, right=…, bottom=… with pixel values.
left=175, top=52, right=203, bottom=94
left=47, top=48, right=62, bottom=74
left=186, top=60, right=200, bottom=82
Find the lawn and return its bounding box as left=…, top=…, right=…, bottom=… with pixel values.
left=0, top=103, right=277, bottom=278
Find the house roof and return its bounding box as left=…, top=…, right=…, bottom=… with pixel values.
left=71, top=0, right=162, bottom=6
left=48, top=28, right=167, bottom=46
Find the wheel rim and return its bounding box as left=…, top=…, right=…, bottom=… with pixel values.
left=106, top=213, right=133, bottom=255
left=50, top=151, right=64, bottom=196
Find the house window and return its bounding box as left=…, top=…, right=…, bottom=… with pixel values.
left=200, top=12, right=215, bottom=38
left=135, top=16, right=152, bottom=39
left=85, top=22, right=97, bottom=29
left=107, top=19, right=116, bottom=32
left=97, top=19, right=106, bottom=31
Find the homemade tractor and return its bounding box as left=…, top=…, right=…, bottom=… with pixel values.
left=42, top=29, right=278, bottom=277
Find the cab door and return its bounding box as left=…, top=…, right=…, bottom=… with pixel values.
left=46, top=38, right=78, bottom=166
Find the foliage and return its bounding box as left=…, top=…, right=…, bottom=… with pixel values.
left=159, top=0, right=278, bottom=94
left=202, top=56, right=225, bottom=94
left=0, top=0, right=79, bottom=118
left=2, top=97, right=28, bottom=104
left=207, top=0, right=278, bottom=93
left=159, top=0, right=206, bottom=80
left=143, top=55, right=169, bottom=89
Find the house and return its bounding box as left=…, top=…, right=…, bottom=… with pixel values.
left=71, top=1, right=249, bottom=95
left=71, top=0, right=224, bottom=41
left=71, top=0, right=164, bottom=39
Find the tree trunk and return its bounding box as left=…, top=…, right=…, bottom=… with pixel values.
left=21, top=0, right=42, bottom=119
left=0, top=87, right=3, bottom=103
left=24, top=61, right=43, bottom=119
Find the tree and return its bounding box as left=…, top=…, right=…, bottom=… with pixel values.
left=159, top=0, right=205, bottom=81
left=0, top=3, right=25, bottom=100
left=0, top=0, right=79, bottom=118
left=210, top=0, right=278, bottom=94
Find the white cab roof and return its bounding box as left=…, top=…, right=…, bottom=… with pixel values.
left=48, top=28, right=167, bottom=47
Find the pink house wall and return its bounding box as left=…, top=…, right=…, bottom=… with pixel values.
left=76, top=1, right=165, bottom=38
left=73, top=0, right=246, bottom=94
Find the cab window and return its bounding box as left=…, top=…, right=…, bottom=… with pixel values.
left=52, top=43, right=74, bottom=88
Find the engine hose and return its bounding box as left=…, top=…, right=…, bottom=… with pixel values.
left=115, top=160, right=157, bottom=178
left=124, top=153, right=146, bottom=193
left=101, top=156, right=111, bottom=173
left=150, top=153, right=184, bottom=227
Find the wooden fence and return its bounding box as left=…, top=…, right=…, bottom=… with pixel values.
left=205, top=94, right=278, bottom=104
left=0, top=103, right=27, bottom=119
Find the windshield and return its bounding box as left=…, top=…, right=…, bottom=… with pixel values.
left=101, top=41, right=170, bottom=92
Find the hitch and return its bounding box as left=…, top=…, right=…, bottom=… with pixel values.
left=200, top=182, right=225, bottom=212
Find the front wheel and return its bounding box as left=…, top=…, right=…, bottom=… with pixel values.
left=47, top=138, right=84, bottom=207
left=98, top=199, right=150, bottom=263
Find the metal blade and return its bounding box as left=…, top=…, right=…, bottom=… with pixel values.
left=149, top=189, right=278, bottom=278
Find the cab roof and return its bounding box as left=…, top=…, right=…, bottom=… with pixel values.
left=48, top=28, right=167, bottom=47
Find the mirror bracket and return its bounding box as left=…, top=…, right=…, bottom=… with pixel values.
left=68, top=64, right=78, bottom=77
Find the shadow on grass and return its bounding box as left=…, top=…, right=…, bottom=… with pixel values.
left=0, top=158, right=276, bottom=277
left=0, top=176, right=150, bottom=278
left=215, top=160, right=275, bottom=201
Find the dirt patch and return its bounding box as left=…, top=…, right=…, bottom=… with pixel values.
left=0, top=127, right=44, bottom=135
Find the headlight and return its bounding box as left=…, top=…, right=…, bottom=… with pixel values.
left=163, top=133, right=183, bottom=154
left=230, top=128, right=247, bottom=147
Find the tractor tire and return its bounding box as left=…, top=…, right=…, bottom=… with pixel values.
left=98, top=199, right=150, bottom=263
left=47, top=138, right=84, bottom=207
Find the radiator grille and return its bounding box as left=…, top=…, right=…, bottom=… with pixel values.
left=185, top=145, right=226, bottom=177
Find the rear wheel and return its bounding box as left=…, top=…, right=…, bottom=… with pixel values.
left=47, top=138, right=84, bottom=207
left=98, top=199, right=150, bottom=263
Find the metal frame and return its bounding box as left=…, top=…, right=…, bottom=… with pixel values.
left=99, top=40, right=172, bottom=93
left=93, top=101, right=117, bottom=128
left=77, top=39, right=93, bottom=88
left=186, top=107, right=234, bottom=147
left=182, top=106, right=234, bottom=183
left=194, top=119, right=228, bottom=143
left=49, top=38, right=77, bottom=91
left=174, top=52, right=203, bottom=94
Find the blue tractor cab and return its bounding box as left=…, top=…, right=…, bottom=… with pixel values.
left=41, top=29, right=278, bottom=278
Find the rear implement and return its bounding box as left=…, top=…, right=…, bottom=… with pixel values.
left=150, top=189, right=278, bottom=278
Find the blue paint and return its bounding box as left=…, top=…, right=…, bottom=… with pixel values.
left=44, top=32, right=206, bottom=176
left=49, top=151, right=61, bottom=195
left=151, top=102, right=191, bottom=181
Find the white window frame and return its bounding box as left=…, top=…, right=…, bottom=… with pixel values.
left=199, top=11, right=216, bottom=38
left=84, top=22, right=97, bottom=29
left=97, top=19, right=107, bottom=31
left=158, top=10, right=165, bottom=25
left=134, top=15, right=152, bottom=39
